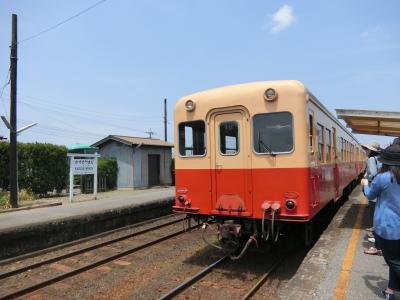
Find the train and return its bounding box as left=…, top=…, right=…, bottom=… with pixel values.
left=173, top=80, right=365, bottom=258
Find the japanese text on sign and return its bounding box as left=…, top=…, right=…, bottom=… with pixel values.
left=72, top=158, right=96, bottom=175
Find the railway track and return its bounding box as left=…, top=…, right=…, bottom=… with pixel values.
left=0, top=214, right=198, bottom=300
left=159, top=255, right=229, bottom=300
left=158, top=252, right=286, bottom=300
left=241, top=256, right=285, bottom=300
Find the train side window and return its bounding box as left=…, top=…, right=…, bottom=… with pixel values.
left=317, top=123, right=324, bottom=162
left=332, top=128, right=337, bottom=160
left=308, top=114, right=314, bottom=152
left=350, top=144, right=353, bottom=161
left=337, top=136, right=342, bottom=161
left=219, top=121, right=239, bottom=155
left=341, top=138, right=345, bottom=162
left=253, top=112, right=293, bottom=153
left=325, top=128, right=331, bottom=162
left=178, top=121, right=206, bottom=156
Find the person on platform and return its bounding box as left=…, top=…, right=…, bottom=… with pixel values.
left=362, top=141, right=382, bottom=255
left=362, top=145, right=400, bottom=300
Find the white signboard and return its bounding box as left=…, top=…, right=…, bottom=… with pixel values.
left=67, top=153, right=100, bottom=202
left=72, top=158, right=96, bottom=175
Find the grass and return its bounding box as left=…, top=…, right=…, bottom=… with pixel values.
left=0, top=189, right=37, bottom=210
left=0, top=191, right=11, bottom=209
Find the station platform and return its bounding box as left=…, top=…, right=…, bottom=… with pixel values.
left=278, top=185, right=394, bottom=300
left=0, top=187, right=175, bottom=260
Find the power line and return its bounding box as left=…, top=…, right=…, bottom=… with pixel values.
left=15, top=92, right=161, bottom=121
left=20, top=101, right=155, bottom=134
left=0, top=69, right=10, bottom=101
left=0, top=69, right=11, bottom=120
left=18, top=0, right=109, bottom=44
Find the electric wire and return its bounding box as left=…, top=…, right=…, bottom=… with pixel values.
left=19, top=118, right=104, bottom=139
left=0, top=69, right=11, bottom=118
left=18, top=0, right=109, bottom=44
left=16, top=92, right=161, bottom=121
left=20, top=101, right=152, bottom=134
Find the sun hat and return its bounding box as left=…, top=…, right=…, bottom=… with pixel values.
left=378, top=145, right=400, bottom=166
left=362, top=141, right=381, bottom=153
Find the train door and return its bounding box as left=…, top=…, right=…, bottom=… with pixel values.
left=211, top=111, right=252, bottom=216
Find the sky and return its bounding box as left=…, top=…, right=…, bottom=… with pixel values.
left=0, top=0, right=399, bottom=148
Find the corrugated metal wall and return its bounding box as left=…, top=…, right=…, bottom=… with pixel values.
left=134, top=146, right=172, bottom=188
left=98, top=141, right=172, bottom=189
left=98, top=141, right=134, bottom=189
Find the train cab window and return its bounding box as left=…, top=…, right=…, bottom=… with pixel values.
left=317, top=123, right=324, bottom=162
left=325, top=128, right=331, bottom=162
left=253, top=112, right=293, bottom=153
left=178, top=121, right=206, bottom=156
left=219, top=121, right=239, bottom=155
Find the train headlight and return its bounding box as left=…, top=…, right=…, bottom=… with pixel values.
left=264, top=88, right=278, bottom=102
left=185, top=99, right=196, bottom=111
left=178, top=195, right=185, bottom=203
left=285, top=199, right=296, bottom=210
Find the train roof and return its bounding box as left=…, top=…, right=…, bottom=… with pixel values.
left=307, top=91, right=362, bottom=145
left=175, top=80, right=362, bottom=146
left=176, top=80, right=306, bottom=104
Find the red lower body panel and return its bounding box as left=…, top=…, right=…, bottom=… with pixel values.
left=174, top=162, right=363, bottom=223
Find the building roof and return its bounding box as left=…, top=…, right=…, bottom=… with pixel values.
left=336, top=109, right=400, bottom=137
left=67, top=144, right=98, bottom=151
left=92, top=135, right=174, bottom=148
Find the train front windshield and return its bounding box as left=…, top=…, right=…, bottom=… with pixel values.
left=253, top=111, right=293, bottom=154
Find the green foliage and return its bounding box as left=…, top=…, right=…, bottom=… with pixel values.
left=18, top=143, right=68, bottom=195
left=0, top=192, right=10, bottom=209
left=0, top=142, right=9, bottom=189
left=0, top=142, right=69, bottom=196
left=0, top=143, right=118, bottom=196
left=98, top=157, right=118, bottom=189
left=80, top=157, right=118, bottom=193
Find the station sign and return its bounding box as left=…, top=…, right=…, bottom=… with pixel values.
left=72, top=158, right=96, bottom=175
left=67, top=153, right=100, bottom=202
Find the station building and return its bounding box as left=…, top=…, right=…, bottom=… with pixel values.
left=92, top=135, right=174, bottom=189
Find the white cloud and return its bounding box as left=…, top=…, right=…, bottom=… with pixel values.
left=270, top=4, right=295, bottom=33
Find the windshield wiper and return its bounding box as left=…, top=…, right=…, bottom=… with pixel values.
left=257, top=132, right=276, bottom=156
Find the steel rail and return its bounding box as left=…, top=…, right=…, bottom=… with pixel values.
left=158, top=255, right=228, bottom=300
left=0, top=225, right=199, bottom=300
left=0, top=212, right=179, bottom=267
left=0, top=217, right=185, bottom=280
left=240, top=256, right=285, bottom=300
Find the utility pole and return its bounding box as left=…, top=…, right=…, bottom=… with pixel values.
left=9, top=14, right=18, bottom=208
left=146, top=129, right=155, bottom=139
left=164, top=98, right=167, bottom=142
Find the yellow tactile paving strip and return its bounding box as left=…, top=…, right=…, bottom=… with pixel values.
left=333, top=196, right=367, bottom=300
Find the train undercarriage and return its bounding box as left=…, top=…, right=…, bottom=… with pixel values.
left=185, top=214, right=314, bottom=260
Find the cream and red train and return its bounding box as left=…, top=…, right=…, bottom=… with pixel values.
left=173, top=80, right=365, bottom=252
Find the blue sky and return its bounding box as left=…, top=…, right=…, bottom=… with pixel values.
left=0, top=0, right=399, bottom=148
